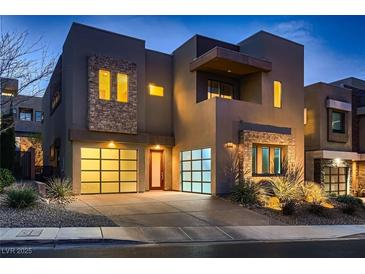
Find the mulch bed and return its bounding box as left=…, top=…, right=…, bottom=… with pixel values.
left=251, top=200, right=365, bottom=225
left=0, top=194, right=117, bottom=228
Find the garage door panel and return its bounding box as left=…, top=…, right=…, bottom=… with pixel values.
left=101, top=149, right=119, bottom=159
left=101, top=171, right=119, bottom=181
left=81, top=160, right=100, bottom=171
left=101, top=160, right=119, bottom=170
left=120, top=150, right=137, bottom=160
left=120, top=160, right=137, bottom=170
left=101, top=182, right=119, bottom=193
left=120, top=171, right=137, bottom=181
left=81, top=171, right=100, bottom=182
left=81, top=148, right=100, bottom=159
left=120, top=182, right=137, bottom=192
left=81, top=183, right=100, bottom=194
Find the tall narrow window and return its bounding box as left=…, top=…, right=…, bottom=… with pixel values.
left=99, top=70, right=110, bottom=100
left=117, top=73, right=128, bottom=102
left=252, top=145, right=257, bottom=174
left=273, top=81, right=282, bottom=108
left=304, top=108, right=308, bottom=125
left=274, top=148, right=281, bottom=174
left=262, top=147, right=270, bottom=174
left=331, top=111, right=345, bottom=133
left=149, top=84, right=164, bottom=97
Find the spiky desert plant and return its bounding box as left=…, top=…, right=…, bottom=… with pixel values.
left=46, top=177, right=73, bottom=201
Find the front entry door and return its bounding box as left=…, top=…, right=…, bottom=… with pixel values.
left=150, top=150, right=164, bottom=190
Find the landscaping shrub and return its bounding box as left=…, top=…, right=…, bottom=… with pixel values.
left=231, top=179, right=267, bottom=206
left=336, top=195, right=363, bottom=207
left=282, top=200, right=296, bottom=216
left=46, top=177, right=73, bottom=201
left=0, top=168, right=15, bottom=192
left=6, top=187, right=37, bottom=208
left=301, top=181, right=327, bottom=204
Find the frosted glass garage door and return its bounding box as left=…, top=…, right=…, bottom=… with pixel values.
left=180, top=148, right=211, bottom=194
left=81, top=148, right=138, bottom=194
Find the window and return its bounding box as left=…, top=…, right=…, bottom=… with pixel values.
left=304, top=108, right=308, bottom=125
left=149, top=83, right=164, bottom=97
left=208, top=80, right=233, bottom=99
left=19, top=108, right=33, bottom=121
left=323, top=167, right=348, bottom=195
left=252, top=145, right=257, bottom=174
left=80, top=148, right=138, bottom=194
left=35, top=111, right=43, bottom=122
left=331, top=111, right=345, bottom=133
left=274, top=148, right=281, bottom=174
left=117, top=73, right=128, bottom=102
left=99, top=70, right=111, bottom=100
left=252, top=144, right=284, bottom=176
left=262, top=147, right=270, bottom=174
left=180, top=148, right=211, bottom=194
left=273, top=81, right=282, bottom=108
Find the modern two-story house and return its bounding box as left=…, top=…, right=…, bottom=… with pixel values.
left=305, top=77, right=365, bottom=196
left=1, top=77, right=44, bottom=168
left=42, top=23, right=304, bottom=195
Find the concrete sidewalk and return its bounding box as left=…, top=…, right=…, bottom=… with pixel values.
left=1, top=225, right=365, bottom=245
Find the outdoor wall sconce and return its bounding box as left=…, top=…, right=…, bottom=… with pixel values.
left=225, top=142, right=234, bottom=149
left=108, top=141, right=116, bottom=148
left=154, top=144, right=161, bottom=150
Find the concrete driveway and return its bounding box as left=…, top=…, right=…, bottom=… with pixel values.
left=67, top=191, right=282, bottom=227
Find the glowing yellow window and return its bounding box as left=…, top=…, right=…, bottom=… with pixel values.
left=149, top=84, right=164, bottom=97
left=117, top=73, right=128, bottom=103
left=99, top=70, right=110, bottom=100
left=273, top=81, right=282, bottom=108
left=304, top=108, right=308, bottom=125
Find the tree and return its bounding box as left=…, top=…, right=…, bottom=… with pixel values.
left=0, top=30, right=55, bottom=134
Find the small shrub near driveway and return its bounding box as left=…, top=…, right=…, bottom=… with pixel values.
left=336, top=195, right=363, bottom=215
left=46, top=177, right=73, bottom=202
left=301, top=181, right=327, bottom=204
left=6, top=186, right=37, bottom=209
left=0, top=168, right=15, bottom=192
left=231, top=179, right=268, bottom=206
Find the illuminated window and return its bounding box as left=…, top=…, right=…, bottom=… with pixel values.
left=262, top=147, right=270, bottom=174
left=304, top=108, right=307, bottom=125
left=149, top=84, right=164, bottom=97
left=252, top=144, right=284, bottom=176
left=19, top=108, right=33, bottom=121
left=331, top=111, right=345, bottom=133
left=208, top=80, right=233, bottom=99
left=99, top=70, right=110, bottom=100
left=117, top=73, right=128, bottom=102
left=273, top=81, right=282, bottom=108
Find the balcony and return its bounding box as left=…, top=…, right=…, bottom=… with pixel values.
left=190, top=46, right=272, bottom=77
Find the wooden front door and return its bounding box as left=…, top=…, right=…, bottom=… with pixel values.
left=150, top=150, right=164, bottom=190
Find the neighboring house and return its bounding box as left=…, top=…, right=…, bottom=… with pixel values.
left=0, top=77, right=44, bottom=167
left=304, top=77, right=365, bottom=196
left=42, top=23, right=304, bottom=195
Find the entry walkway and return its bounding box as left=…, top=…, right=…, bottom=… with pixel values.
left=66, top=191, right=280, bottom=227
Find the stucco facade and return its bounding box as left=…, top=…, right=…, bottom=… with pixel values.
left=42, top=23, right=304, bottom=195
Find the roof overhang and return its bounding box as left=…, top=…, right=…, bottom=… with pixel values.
left=190, top=46, right=272, bottom=77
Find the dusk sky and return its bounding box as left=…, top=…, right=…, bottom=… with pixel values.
left=3, top=15, right=365, bottom=85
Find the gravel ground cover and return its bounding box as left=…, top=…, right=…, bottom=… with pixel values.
left=0, top=194, right=117, bottom=228
left=251, top=201, right=365, bottom=225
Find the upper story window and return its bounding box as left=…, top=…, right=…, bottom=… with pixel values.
left=304, top=108, right=308, bottom=125
left=117, top=73, right=128, bottom=103
left=331, top=110, right=345, bottom=133
left=35, top=111, right=43, bottom=122
left=149, top=83, right=164, bottom=97
left=208, top=80, right=233, bottom=99
left=252, top=144, right=283, bottom=176
left=19, top=108, right=33, bottom=121
left=273, top=80, right=282, bottom=108
left=99, top=69, right=111, bottom=100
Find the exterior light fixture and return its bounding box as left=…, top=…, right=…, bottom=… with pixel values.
left=154, top=144, right=161, bottom=150
left=108, top=141, right=116, bottom=148
left=225, top=142, right=234, bottom=149
left=333, top=158, right=342, bottom=167
left=227, top=69, right=232, bottom=73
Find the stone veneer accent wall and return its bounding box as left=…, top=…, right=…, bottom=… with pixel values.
left=88, top=55, right=137, bottom=134
left=239, top=130, right=296, bottom=181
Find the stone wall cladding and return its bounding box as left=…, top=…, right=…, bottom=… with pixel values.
left=88, top=55, right=137, bottom=134
left=239, top=130, right=296, bottom=181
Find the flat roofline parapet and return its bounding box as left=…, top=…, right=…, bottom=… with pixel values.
left=239, top=122, right=292, bottom=135
left=190, top=46, right=272, bottom=77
